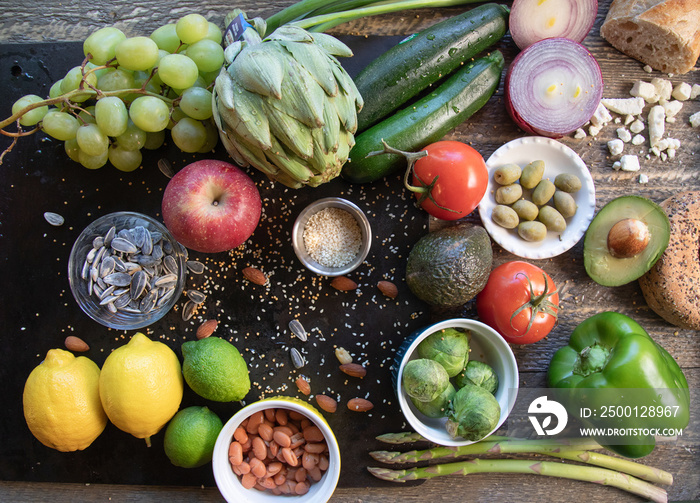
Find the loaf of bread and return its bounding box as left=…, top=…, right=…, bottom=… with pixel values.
left=600, top=0, right=700, bottom=74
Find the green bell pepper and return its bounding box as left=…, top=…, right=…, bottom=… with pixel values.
left=548, top=312, right=689, bottom=458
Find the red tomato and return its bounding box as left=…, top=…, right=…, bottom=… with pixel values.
left=410, top=141, right=488, bottom=221
left=476, top=261, right=559, bottom=344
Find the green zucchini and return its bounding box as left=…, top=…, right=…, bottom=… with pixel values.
left=354, top=3, right=509, bottom=133
left=342, top=50, right=504, bottom=184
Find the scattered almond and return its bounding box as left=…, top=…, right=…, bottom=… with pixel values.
left=330, top=276, right=357, bottom=291
left=242, top=266, right=267, bottom=285
left=65, top=336, right=89, bottom=352
left=196, top=319, right=218, bottom=339
left=295, top=375, right=311, bottom=396
left=315, top=394, right=338, bottom=413
left=347, top=398, right=374, bottom=412
left=334, top=347, right=353, bottom=365
left=339, top=363, right=367, bottom=378
left=377, top=280, right=398, bottom=299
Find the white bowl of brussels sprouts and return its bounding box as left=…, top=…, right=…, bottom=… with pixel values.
left=393, top=318, right=519, bottom=446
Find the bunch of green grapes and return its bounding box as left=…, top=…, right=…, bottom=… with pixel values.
left=9, top=13, right=224, bottom=172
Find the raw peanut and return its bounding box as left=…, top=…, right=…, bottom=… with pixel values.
left=294, top=467, right=308, bottom=483
left=281, top=447, right=298, bottom=466
left=347, top=398, right=374, bottom=412
left=269, top=440, right=280, bottom=458
left=288, top=410, right=305, bottom=421
left=289, top=432, right=305, bottom=449
left=302, top=425, right=324, bottom=443
left=318, top=455, right=329, bottom=471
left=295, top=481, right=310, bottom=495
left=339, top=362, right=367, bottom=378
left=65, top=335, right=89, bottom=352
left=233, top=426, right=248, bottom=444
left=377, top=280, right=398, bottom=299
left=295, top=375, right=311, bottom=395
left=252, top=436, right=267, bottom=461
left=334, top=347, right=352, bottom=365
left=275, top=409, right=288, bottom=425
left=228, top=441, right=243, bottom=466
left=250, top=457, right=267, bottom=478
left=264, top=408, right=276, bottom=422
left=274, top=425, right=293, bottom=437
left=246, top=411, right=265, bottom=434
left=242, top=266, right=267, bottom=285
left=273, top=471, right=286, bottom=486
left=315, top=394, right=337, bottom=413
left=196, top=319, right=217, bottom=339
left=231, top=464, right=243, bottom=476
left=304, top=442, right=327, bottom=454
left=241, top=472, right=257, bottom=489
left=300, top=418, right=312, bottom=431
left=273, top=430, right=292, bottom=448
left=258, top=423, right=274, bottom=442
left=260, top=477, right=276, bottom=490
left=302, top=452, right=319, bottom=471
left=238, top=461, right=251, bottom=474
left=308, top=465, right=323, bottom=482
left=330, top=275, right=357, bottom=291
left=267, top=461, right=283, bottom=477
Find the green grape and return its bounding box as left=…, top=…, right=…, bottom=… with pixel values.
left=150, top=24, right=181, bottom=53
left=64, top=138, right=81, bottom=162
left=168, top=107, right=188, bottom=129
left=157, top=53, right=199, bottom=89
left=83, top=26, right=126, bottom=65
left=78, top=148, right=109, bottom=170
left=128, top=96, right=170, bottom=132
left=199, top=69, right=219, bottom=87
left=185, top=39, right=224, bottom=73
left=12, top=94, right=49, bottom=126
left=76, top=123, right=109, bottom=157
left=78, top=106, right=97, bottom=124
left=97, top=68, right=135, bottom=92
left=175, top=14, right=209, bottom=45
left=108, top=144, right=142, bottom=172
left=115, top=36, right=159, bottom=71
left=49, top=80, right=64, bottom=99
left=170, top=75, right=206, bottom=96
left=197, top=118, right=220, bottom=153
left=95, top=96, right=128, bottom=137
left=42, top=110, right=80, bottom=141
left=115, top=119, right=147, bottom=150
left=179, top=87, right=213, bottom=120
left=143, top=129, right=166, bottom=150
left=204, top=22, right=223, bottom=44
left=60, top=66, right=98, bottom=102
left=171, top=117, right=206, bottom=153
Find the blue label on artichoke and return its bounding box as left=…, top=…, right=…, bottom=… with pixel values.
left=224, top=13, right=253, bottom=45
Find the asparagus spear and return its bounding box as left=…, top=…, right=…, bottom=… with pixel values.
left=368, top=458, right=668, bottom=503
left=374, top=431, right=428, bottom=444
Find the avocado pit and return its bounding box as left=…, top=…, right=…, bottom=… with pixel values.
left=607, top=218, right=650, bottom=258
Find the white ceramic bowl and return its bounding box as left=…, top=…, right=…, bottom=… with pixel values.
left=212, top=397, right=341, bottom=503
left=393, top=318, right=519, bottom=446
left=478, top=136, right=596, bottom=259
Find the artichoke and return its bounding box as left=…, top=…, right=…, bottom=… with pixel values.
left=212, top=11, right=364, bottom=188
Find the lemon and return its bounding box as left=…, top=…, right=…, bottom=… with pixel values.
left=23, top=348, right=107, bottom=452
left=99, top=332, right=183, bottom=445
left=181, top=337, right=250, bottom=402
left=163, top=406, right=223, bottom=468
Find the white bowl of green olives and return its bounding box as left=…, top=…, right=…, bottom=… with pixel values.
left=478, top=136, right=596, bottom=259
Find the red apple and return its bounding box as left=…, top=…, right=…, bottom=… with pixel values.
left=162, top=159, right=261, bottom=253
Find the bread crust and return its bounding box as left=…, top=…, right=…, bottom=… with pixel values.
left=600, top=0, right=700, bottom=74
left=639, top=191, right=700, bottom=330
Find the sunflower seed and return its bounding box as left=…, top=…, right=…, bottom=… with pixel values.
left=114, top=293, right=132, bottom=309
left=290, top=348, right=305, bottom=369
left=187, top=289, right=207, bottom=304
left=154, top=273, right=178, bottom=288
left=158, top=158, right=174, bottom=178
left=156, top=287, right=176, bottom=307
left=130, top=270, right=148, bottom=299
left=186, top=261, right=206, bottom=274
left=289, top=319, right=308, bottom=342
left=182, top=300, right=197, bottom=321
left=111, top=237, right=138, bottom=254
left=99, top=256, right=116, bottom=278
left=142, top=229, right=154, bottom=255
left=97, top=284, right=115, bottom=300
left=81, top=259, right=90, bottom=280
left=104, top=226, right=116, bottom=247
left=139, top=290, right=157, bottom=313
left=44, top=212, right=64, bottom=226
left=103, top=272, right=132, bottom=287
left=92, top=236, right=104, bottom=249
left=163, top=255, right=178, bottom=275
left=106, top=302, right=117, bottom=314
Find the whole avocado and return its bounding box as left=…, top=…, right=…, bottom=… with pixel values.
left=406, top=223, right=492, bottom=308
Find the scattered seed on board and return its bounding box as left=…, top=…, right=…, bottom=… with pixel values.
left=288, top=319, right=308, bottom=342
left=186, top=260, right=206, bottom=274
left=43, top=212, right=64, bottom=226
left=290, top=348, right=305, bottom=369
left=187, top=289, right=207, bottom=304
left=182, top=299, right=197, bottom=321
left=158, top=158, right=174, bottom=178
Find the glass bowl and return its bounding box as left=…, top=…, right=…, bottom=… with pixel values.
left=68, top=211, right=187, bottom=330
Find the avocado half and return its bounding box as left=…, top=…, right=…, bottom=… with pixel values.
left=583, top=196, right=670, bottom=287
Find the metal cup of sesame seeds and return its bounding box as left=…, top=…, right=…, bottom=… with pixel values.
left=68, top=211, right=187, bottom=330
left=291, top=197, right=372, bottom=277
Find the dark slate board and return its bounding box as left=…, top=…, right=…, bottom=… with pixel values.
left=0, top=36, right=431, bottom=489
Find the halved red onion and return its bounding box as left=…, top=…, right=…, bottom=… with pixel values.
left=509, top=0, right=598, bottom=50
left=505, top=38, right=603, bottom=138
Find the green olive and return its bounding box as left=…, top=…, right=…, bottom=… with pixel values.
left=538, top=205, right=567, bottom=232
left=553, top=190, right=578, bottom=218
left=532, top=179, right=556, bottom=206
left=518, top=221, right=547, bottom=242
left=492, top=205, right=519, bottom=229
left=520, top=160, right=545, bottom=189
left=493, top=163, right=522, bottom=185
left=511, top=199, right=539, bottom=221
left=495, top=184, right=523, bottom=205
left=554, top=173, right=582, bottom=193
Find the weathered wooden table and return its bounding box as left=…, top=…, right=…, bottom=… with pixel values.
left=0, top=0, right=697, bottom=501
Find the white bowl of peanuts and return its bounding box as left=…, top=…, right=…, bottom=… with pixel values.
left=212, top=396, right=341, bottom=502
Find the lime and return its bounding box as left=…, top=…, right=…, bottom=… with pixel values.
left=163, top=406, right=223, bottom=468
left=181, top=337, right=250, bottom=402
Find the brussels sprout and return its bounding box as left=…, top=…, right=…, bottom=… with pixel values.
left=402, top=358, right=450, bottom=402
left=454, top=361, right=499, bottom=395
left=416, top=328, right=470, bottom=377
left=411, top=383, right=456, bottom=418
left=445, top=384, right=501, bottom=441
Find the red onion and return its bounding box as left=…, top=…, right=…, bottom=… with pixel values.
left=505, top=38, right=603, bottom=138
left=509, top=0, right=598, bottom=50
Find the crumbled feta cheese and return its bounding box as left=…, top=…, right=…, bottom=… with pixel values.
left=667, top=138, right=681, bottom=150
left=632, top=134, right=646, bottom=146
left=691, top=84, right=700, bottom=100
left=648, top=105, right=665, bottom=147
left=608, top=139, right=624, bottom=156
left=655, top=139, right=669, bottom=151
left=660, top=152, right=668, bottom=162
left=643, top=65, right=653, bottom=73
left=590, top=102, right=613, bottom=127
left=639, top=174, right=649, bottom=183
left=667, top=148, right=676, bottom=159
left=589, top=124, right=603, bottom=137
left=651, top=78, right=672, bottom=101
left=601, top=97, right=645, bottom=116
left=617, top=128, right=632, bottom=142
left=672, top=82, right=692, bottom=101
left=663, top=100, right=683, bottom=119
left=620, top=155, right=641, bottom=172
left=630, top=80, right=658, bottom=103
left=613, top=161, right=622, bottom=171
left=573, top=128, right=587, bottom=139
left=629, top=119, right=645, bottom=134
left=690, top=111, right=700, bottom=128
left=650, top=146, right=661, bottom=157
left=624, top=114, right=635, bottom=125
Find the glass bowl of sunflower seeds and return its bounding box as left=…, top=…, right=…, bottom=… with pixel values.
left=68, top=211, right=187, bottom=330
